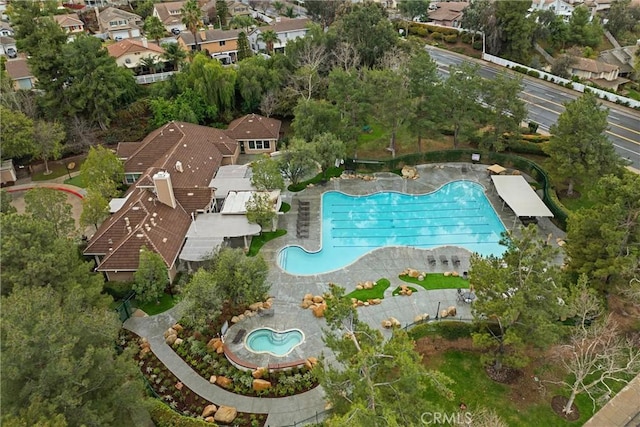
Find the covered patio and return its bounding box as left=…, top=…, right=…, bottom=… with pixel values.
left=490, top=175, right=554, bottom=228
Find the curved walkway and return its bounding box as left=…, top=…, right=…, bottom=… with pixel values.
left=124, top=306, right=327, bottom=427
left=5, top=173, right=87, bottom=198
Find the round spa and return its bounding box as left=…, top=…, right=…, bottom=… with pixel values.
left=244, top=327, right=304, bottom=357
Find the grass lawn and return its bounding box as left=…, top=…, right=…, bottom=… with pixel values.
left=64, top=175, right=86, bottom=188
left=247, top=229, right=287, bottom=256
left=31, top=159, right=85, bottom=181
left=346, top=278, right=390, bottom=301
left=400, top=273, right=469, bottom=290
left=134, top=293, right=178, bottom=316
left=422, top=350, right=594, bottom=426
left=625, top=89, right=640, bottom=101
left=392, top=284, right=418, bottom=296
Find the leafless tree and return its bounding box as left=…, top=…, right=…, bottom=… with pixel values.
left=565, top=274, right=604, bottom=333
left=259, top=90, right=278, bottom=118
left=620, top=277, right=640, bottom=305
left=377, top=46, right=410, bottom=72
left=289, top=43, right=327, bottom=100
left=332, top=42, right=360, bottom=71
left=65, top=116, right=98, bottom=153
left=550, top=315, right=640, bottom=414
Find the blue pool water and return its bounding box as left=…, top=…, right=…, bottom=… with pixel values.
left=244, top=328, right=304, bottom=357
left=279, top=181, right=507, bottom=275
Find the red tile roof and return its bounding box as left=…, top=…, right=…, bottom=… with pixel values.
left=106, top=39, right=165, bottom=59
left=225, top=113, right=281, bottom=141
left=5, top=58, right=33, bottom=80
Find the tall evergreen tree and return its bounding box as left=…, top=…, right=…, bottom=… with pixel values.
left=236, top=31, right=252, bottom=62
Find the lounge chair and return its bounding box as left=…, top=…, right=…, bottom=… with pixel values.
left=427, top=255, right=436, bottom=265
left=456, top=288, right=465, bottom=303
left=231, top=328, right=246, bottom=344
left=452, top=255, right=461, bottom=265
left=440, top=255, right=449, bottom=265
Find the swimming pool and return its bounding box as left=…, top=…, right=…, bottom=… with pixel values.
left=244, top=328, right=304, bottom=357
left=279, top=181, right=507, bottom=275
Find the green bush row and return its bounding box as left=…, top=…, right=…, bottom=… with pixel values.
left=287, top=167, right=342, bottom=192
left=444, top=34, right=458, bottom=43
left=147, top=399, right=213, bottom=427
left=408, top=321, right=477, bottom=341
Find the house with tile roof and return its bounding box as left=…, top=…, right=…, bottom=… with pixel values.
left=427, top=2, right=468, bottom=28
left=4, top=58, right=36, bottom=90
left=153, top=0, right=187, bottom=34
left=84, top=121, right=240, bottom=282
left=225, top=114, right=282, bottom=154
left=0, top=21, right=14, bottom=37
left=248, top=18, right=310, bottom=54
left=96, top=6, right=142, bottom=40
left=107, top=38, right=166, bottom=70
left=52, top=13, right=85, bottom=39
left=177, top=28, right=241, bottom=63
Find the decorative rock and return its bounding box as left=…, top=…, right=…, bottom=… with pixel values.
left=447, top=306, right=457, bottom=317
left=205, top=416, right=215, bottom=423
left=230, top=316, right=240, bottom=324
left=304, top=293, right=313, bottom=301
left=451, top=271, right=459, bottom=277
left=216, top=345, right=224, bottom=354
left=363, top=301, right=369, bottom=306
left=307, top=357, right=318, bottom=366
left=213, top=339, right=223, bottom=350
left=312, top=303, right=327, bottom=318
left=371, top=298, right=382, bottom=305
left=440, top=309, right=449, bottom=318
left=301, top=299, right=313, bottom=309
left=209, top=375, right=217, bottom=384
left=389, top=317, right=401, bottom=327
left=444, top=271, right=451, bottom=277
left=418, top=275, right=424, bottom=281
left=175, top=382, right=183, bottom=390
left=244, top=310, right=252, bottom=317
left=262, top=301, right=272, bottom=309
left=249, top=302, right=263, bottom=311
left=214, top=406, right=237, bottom=424
left=163, top=328, right=177, bottom=339
left=172, top=324, right=183, bottom=333
left=408, top=269, right=420, bottom=278
left=140, top=347, right=151, bottom=355
left=252, top=379, right=272, bottom=391
left=246, top=311, right=256, bottom=318
left=165, top=334, right=178, bottom=346
left=173, top=338, right=183, bottom=347
left=406, top=289, right=413, bottom=296
left=237, top=314, right=246, bottom=322
left=312, top=295, right=324, bottom=303
left=252, top=367, right=268, bottom=379
left=381, top=320, right=393, bottom=329
left=202, top=404, right=218, bottom=418
left=357, top=300, right=364, bottom=306
left=216, top=376, right=232, bottom=389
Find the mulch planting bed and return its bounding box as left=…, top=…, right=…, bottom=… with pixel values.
left=551, top=395, right=581, bottom=421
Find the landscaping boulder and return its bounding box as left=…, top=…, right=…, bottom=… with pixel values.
left=447, top=306, right=457, bottom=317
left=312, top=303, right=327, bottom=318
left=216, top=376, right=232, bottom=389
left=205, top=416, right=215, bottom=423
left=175, top=382, right=183, bottom=390
left=303, top=293, right=313, bottom=301
left=451, top=271, right=459, bottom=277
left=389, top=317, right=401, bottom=328
left=230, top=316, right=240, bottom=324
left=252, top=379, right=272, bottom=391
left=172, top=338, right=183, bottom=347
left=381, top=319, right=392, bottom=329
left=444, top=271, right=451, bottom=277
left=163, top=328, right=177, bottom=339
left=371, top=298, right=382, bottom=305
left=216, top=345, right=224, bottom=354
left=312, top=295, right=324, bottom=303
left=165, top=334, right=178, bottom=346
left=408, top=269, right=420, bottom=278
left=209, top=375, right=217, bottom=384
left=440, top=309, right=449, bottom=318
left=300, top=299, right=313, bottom=309
left=252, top=367, right=268, bottom=379
left=356, top=284, right=363, bottom=290
left=172, top=324, right=183, bottom=333
left=202, top=404, right=218, bottom=418
left=249, top=302, right=263, bottom=311
left=214, top=406, right=237, bottom=424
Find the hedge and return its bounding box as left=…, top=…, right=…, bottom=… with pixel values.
left=444, top=34, right=458, bottom=43
left=431, top=32, right=443, bottom=40
left=407, top=321, right=477, bottom=341
left=147, top=399, right=213, bottom=427
left=472, top=41, right=483, bottom=50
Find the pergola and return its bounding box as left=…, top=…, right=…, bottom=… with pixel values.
left=490, top=175, right=553, bottom=228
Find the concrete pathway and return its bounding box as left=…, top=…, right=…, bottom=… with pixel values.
left=124, top=306, right=327, bottom=427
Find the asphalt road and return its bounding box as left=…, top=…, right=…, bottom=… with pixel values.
left=426, top=46, right=640, bottom=169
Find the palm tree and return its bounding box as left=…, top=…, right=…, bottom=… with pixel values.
left=140, top=55, right=160, bottom=74
left=257, top=29, right=281, bottom=54
left=161, top=43, right=187, bottom=71
left=284, top=5, right=297, bottom=18
left=181, top=0, right=203, bottom=51
left=229, top=15, right=255, bottom=33
left=143, top=15, right=166, bottom=45
left=273, top=1, right=284, bottom=14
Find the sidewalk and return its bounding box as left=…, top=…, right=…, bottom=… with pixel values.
left=583, top=374, right=640, bottom=427
left=123, top=305, right=328, bottom=427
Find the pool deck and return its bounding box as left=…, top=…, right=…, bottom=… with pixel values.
left=126, top=162, right=567, bottom=426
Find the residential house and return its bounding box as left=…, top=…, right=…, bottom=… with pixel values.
left=52, top=13, right=85, bottom=39
left=0, top=36, right=16, bottom=58
left=226, top=0, right=251, bottom=17
left=153, top=1, right=187, bottom=34
left=96, top=7, right=142, bottom=40
left=568, top=56, right=626, bottom=90
left=0, top=1, right=7, bottom=21
left=427, top=2, right=469, bottom=28
left=4, top=58, right=36, bottom=90
left=224, top=113, right=282, bottom=154
left=599, top=45, right=638, bottom=78
left=107, top=38, right=166, bottom=71
left=84, top=121, right=240, bottom=282
left=177, top=28, right=241, bottom=63
left=529, top=0, right=576, bottom=21
left=249, top=18, right=310, bottom=54
left=0, top=21, right=14, bottom=37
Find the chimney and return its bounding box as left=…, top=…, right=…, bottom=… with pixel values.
left=199, top=30, right=207, bottom=41
left=141, top=37, right=148, bottom=48
left=153, top=171, right=177, bottom=209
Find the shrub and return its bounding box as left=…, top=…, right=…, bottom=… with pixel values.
left=527, top=121, right=539, bottom=134
left=527, top=70, right=540, bottom=78
left=461, top=33, right=472, bottom=44
left=409, top=25, right=429, bottom=37
left=431, top=32, right=443, bottom=40
left=506, top=139, right=547, bottom=155
left=472, top=41, right=483, bottom=50
left=444, top=34, right=458, bottom=43
left=147, top=399, right=211, bottom=427
left=543, top=74, right=548, bottom=80
left=104, top=281, right=134, bottom=300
